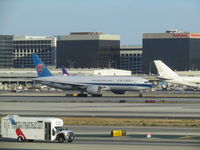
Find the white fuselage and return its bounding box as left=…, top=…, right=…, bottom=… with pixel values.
left=34, top=76, right=152, bottom=92
left=164, top=76, right=200, bottom=88
left=154, top=60, right=200, bottom=88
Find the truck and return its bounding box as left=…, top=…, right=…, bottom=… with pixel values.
left=0, top=115, right=75, bottom=143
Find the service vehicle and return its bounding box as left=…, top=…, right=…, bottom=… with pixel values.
left=0, top=115, right=75, bottom=143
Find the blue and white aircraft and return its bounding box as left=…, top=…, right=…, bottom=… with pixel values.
left=32, top=54, right=152, bottom=96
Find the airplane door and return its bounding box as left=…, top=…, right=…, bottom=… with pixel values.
left=45, top=122, right=51, bottom=140
left=4, top=119, right=10, bottom=137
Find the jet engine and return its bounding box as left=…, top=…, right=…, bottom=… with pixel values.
left=112, top=90, right=127, bottom=95
left=86, top=85, right=102, bottom=95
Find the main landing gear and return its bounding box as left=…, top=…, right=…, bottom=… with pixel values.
left=138, top=91, right=143, bottom=97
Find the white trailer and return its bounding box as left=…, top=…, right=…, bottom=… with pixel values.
left=1, top=115, right=75, bottom=143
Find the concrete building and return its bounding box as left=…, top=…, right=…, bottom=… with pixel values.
left=13, top=36, right=56, bottom=68
left=0, top=35, right=13, bottom=68
left=120, top=46, right=142, bottom=74
left=143, top=30, right=200, bottom=73
left=93, top=69, right=131, bottom=76
left=57, top=32, right=120, bottom=68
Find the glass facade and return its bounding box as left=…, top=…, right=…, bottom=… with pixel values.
left=13, top=38, right=56, bottom=68
left=99, top=49, right=120, bottom=68
left=120, top=47, right=142, bottom=74
left=143, top=38, right=192, bottom=73
left=143, top=32, right=200, bottom=74
left=0, top=35, right=13, bottom=68
left=57, top=40, right=120, bottom=68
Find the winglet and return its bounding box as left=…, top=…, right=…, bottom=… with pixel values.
left=61, top=66, right=70, bottom=76
left=32, top=54, right=53, bottom=77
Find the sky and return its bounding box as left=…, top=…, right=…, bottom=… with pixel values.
left=0, top=0, right=200, bottom=45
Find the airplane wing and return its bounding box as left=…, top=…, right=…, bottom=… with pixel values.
left=189, top=81, right=200, bottom=84
left=157, top=76, right=172, bottom=81
left=32, top=78, right=109, bottom=89
left=33, top=78, right=85, bottom=86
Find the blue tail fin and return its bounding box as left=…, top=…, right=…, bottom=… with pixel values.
left=61, top=66, right=70, bottom=76
left=32, top=54, right=53, bottom=77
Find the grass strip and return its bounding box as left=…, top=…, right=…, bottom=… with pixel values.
left=61, top=117, right=200, bottom=127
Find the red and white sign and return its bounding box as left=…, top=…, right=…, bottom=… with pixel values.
left=147, top=132, right=152, bottom=138
left=172, top=33, right=189, bottom=38
left=191, top=34, right=200, bottom=38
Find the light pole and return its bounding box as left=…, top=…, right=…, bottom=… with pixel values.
left=191, top=64, right=196, bottom=71
left=67, top=59, right=76, bottom=68
left=108, top=59, right=115, bottom=68
left=149, top=61, right=154, bottom=75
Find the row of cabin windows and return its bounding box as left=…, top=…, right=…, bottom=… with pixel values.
left=117, top=80, right=135, bottom=82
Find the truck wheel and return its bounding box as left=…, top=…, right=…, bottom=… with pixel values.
left=68, top=139, right=74, bottom=143
left=58, top=136, right=65, bottom=143
left=17, top=136, right=24, bottom=142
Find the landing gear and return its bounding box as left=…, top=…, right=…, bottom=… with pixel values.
left=77, top=93, right=88, bottom=97
left=65, top=93, right=88, bottom=97
left=138, top=93, right=143, bottom=97
left=92, top=94, right=102, bottom=97
left=138, top=91, right=143, bottom=97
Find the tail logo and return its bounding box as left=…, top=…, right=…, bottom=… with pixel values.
left=36, top=64, right=44, bottom=73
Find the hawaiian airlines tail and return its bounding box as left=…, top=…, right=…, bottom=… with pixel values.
left=61, top=66, right=70, bottom=76
left=32, top=54, right=53, bottom=77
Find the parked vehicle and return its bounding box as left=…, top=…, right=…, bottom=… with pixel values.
left=1, top=115, right=75, bottom=143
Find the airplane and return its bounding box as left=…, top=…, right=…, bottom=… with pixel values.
left=61, top=66, right=70, bottom=76
left=154, top=60, right=200, bottom=88
left=32, top=54, right=153, bottom=97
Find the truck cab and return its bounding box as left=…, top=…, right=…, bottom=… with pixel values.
left=53, top=127, right=74, bottom=143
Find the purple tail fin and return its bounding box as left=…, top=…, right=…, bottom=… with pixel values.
left=61, top=66, right=70, bottom=76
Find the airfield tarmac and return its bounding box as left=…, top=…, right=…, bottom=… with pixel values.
left=0, top=98, right=200, bottom=119
left=1, top=126, right=200, bottom=150
left=0, top=91, right=200, bottom=150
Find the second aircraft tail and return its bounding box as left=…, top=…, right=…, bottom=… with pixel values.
left=61, top=66, right=70, bottom=76
left=154, top=60, right=178, bottom=78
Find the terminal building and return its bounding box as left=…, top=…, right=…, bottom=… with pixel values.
left=99, top=49, right=119, bottom=69
left=13, top=36, right=57, bottom=68
left=56, top=32, right=120, bottom=68
left=120, top=46, right=142, bottom=74
left=143, top=30, right=200, bottom=73
left=95, top=45, right=143, bottom=74
left=0, top=35, right=13, bottom=68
